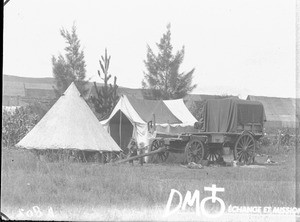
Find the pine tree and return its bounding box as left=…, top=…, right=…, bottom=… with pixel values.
left=52, top=24, right=87, bottom=96
left=142, top=24, right=197, bottom=100
left=90, top=49, right=119, bottom=120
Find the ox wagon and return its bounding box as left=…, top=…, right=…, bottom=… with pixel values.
left=149, top=98, right=266, bottom=165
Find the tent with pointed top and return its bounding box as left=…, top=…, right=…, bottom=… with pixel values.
left=16, top=82, right=121, bottom=152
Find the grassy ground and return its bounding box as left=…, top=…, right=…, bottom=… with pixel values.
left=1, top=146, right=298, bottom=221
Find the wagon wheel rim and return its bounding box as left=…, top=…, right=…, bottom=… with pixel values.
left=185, top=139, right=205, bottom=164
left=151, top=140, right=168, bottom=163
left=234, top=133, right=256, bottom=164
left=205, top=148, right=222, bottom=162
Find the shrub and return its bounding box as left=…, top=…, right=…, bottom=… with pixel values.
left=2, top=103, right=48, bottom=147
left=258, top=136, right=272, bottom=147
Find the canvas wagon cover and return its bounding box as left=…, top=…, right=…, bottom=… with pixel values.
left=201, top=98, right=266, bottom=132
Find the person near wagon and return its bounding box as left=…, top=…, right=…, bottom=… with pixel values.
left=137, top=142, right=146, bottom=166
left=127, top=138, right=146, bottom=166
left=127, top=137, right=138, bottom=166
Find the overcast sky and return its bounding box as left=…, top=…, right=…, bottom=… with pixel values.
left=3, top=0, right=296, bottom=99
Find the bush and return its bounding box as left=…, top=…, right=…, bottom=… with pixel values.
left=258, top=136, right=272, bottom=147
left=2, top=103, right=49, bottom=147
left=257, top=127, right=298, bottom=154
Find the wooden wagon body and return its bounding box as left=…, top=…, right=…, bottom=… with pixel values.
left=149, top=98, right=266, bottom=165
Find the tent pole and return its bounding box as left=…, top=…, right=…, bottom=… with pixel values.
left=119, top=111, right=122, bottom=148
left=153, top=114, right=156, bottom=131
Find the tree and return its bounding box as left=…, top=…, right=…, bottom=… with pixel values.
left=90, top=49, right=119, bottom=120
left=142, top=24, right=197, bottom=100
left=52, top=24, right=87, bottom=96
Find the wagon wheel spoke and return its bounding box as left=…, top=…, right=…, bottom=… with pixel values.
left=185, top=139, right=205, bottom=164
left=151, top=140, right=168, bottom=163
left=240, top=137, right=246, bottom=147
left=208, top=154, right=212, bottom=161
left=240, top=136, right=245, bottom=145
left=237, top=150, right=243, bottom=155
left=238, top=151, right=243, bottom=160
left=212, top=154, right=216, bottom=161
left=240, top=153, right=244, bottom=162
left=242, top=152, right=247, bottom=162
left=195, top=154, right=200, bottom=162
left=245, top=137, right=252, bottom=147
left=204, top=146, right=222, bottom=163
left=159, top=151, right=169, bottom=161
left=234, top=133, right=256, bottom=164
left=244, top=136, right=251, bottom=146
left=208, top=153, right=212, bottom=161
left=241, top=153, right=244, bottom=161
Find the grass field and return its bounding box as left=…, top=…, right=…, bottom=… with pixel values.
left=1, top=146, right=298, bottom=221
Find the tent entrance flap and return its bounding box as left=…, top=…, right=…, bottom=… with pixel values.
left=109, top=110, right=133, bottom=151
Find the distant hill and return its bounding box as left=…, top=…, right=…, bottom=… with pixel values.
left=3, top=74, right=230, bottom=106
left=3, top=74, right=144, bottom=105
left=3, top=74, right=56, bottom=84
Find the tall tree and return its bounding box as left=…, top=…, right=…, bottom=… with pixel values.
left=90, top=49, right=119, bottom=120
left=52, top=24, right=87, bottom=96
left=142, top=24, right=197, bottom=100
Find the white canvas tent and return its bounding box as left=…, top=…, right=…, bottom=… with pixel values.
left=101, top=95, right=198, bottom=150
left=17, top=82, right=121, bottom=152
left=157, top=99, right=198, bottom=133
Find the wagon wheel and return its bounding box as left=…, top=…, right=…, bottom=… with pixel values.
left=185, top=138, right=205, bottom=164
left=234, top=132, right=256, bottom=165
left=150, top=139, right=169, bottom=163
left=204, top=147, right=222, bottom=162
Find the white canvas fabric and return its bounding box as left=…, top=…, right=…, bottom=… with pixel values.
left=163, top=99, right=197, bottom=126
left=156, top=99, right=198, bottom=134
left=17, top=82, right=121, bottom=152
left=101, top=95, right=151, bottom=147
left=100, top=95, right=198, bottom=148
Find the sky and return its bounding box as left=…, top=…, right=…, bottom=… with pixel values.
left=3, top=0, right=296, bottom=99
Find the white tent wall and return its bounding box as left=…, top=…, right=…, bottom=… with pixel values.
left=17, top=83, right=121, bottom=152
left=101, top=95, right=153, bottom=150
left=156, top=99, right=198, bottom=134
left=101, top=95, right=198, bottom=155
left=163, top=99, right=197, bottom=125
left=155, top=124, right=197, bottom=134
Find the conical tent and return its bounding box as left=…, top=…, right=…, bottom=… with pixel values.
left=16, top=82, right=121, bottom=152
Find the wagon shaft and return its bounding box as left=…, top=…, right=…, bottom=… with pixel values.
left=113, top=147, right=167, bottom=164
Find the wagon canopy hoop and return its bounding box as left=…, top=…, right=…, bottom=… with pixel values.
left=185, top=138, right=205, bottom=164
left=234, top=132, right=256, bottom=164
